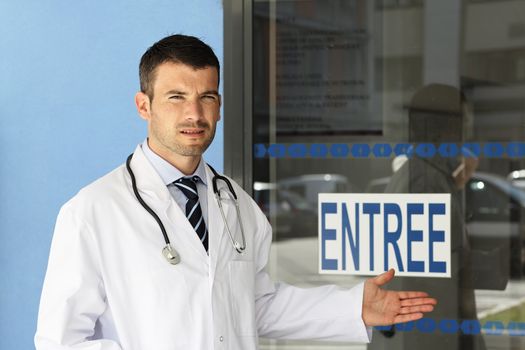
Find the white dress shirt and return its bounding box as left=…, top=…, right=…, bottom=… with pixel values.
left=141, top=139, right=208, bottom=227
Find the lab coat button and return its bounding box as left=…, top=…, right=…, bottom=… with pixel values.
left=219, top=336, right=224, bottom=342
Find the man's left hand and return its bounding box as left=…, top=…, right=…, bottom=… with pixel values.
left=362, top=269, right=437, bottom=326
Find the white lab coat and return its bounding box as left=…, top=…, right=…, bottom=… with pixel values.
left=35, top=145, right=371, bottom=350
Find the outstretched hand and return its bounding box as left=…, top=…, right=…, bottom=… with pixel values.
left=362, top=269, right=437, bottom=326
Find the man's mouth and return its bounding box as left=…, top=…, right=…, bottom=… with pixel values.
left=180, top=129, right=205, bottom=135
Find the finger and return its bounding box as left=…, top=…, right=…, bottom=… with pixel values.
left=393, top=312, right=424, bottom=324
left=400, top=297, right=437, bottom=307
left=372, top=268, right=395, bottom=286
left=398, top=291, right=430, bottom=299
left=399, top=304, right=435, bottom=314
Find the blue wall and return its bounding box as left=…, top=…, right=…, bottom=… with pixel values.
left=0, top=1, right=223, bottom=348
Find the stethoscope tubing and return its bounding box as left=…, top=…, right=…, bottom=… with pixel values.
left=126, top=153, right=246, bottom=264
left=126, top=154, right=171, bottom=246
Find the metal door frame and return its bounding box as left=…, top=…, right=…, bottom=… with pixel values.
left=223, top=0, right=253, bottom=194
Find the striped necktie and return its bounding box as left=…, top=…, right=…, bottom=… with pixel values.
left=173, top=176, right=208, bottom=252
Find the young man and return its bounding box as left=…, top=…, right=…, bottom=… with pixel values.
left=35, top=34, right=436, bottom=350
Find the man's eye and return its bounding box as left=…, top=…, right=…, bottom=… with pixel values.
left=202, top=95, right=217, bottom=101
left=169, top=95, right=183, bottom=100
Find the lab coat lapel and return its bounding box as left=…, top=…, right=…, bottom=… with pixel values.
left=129, top=146, right=208, bottom=261
left=129, top=145, right=171, bottom=216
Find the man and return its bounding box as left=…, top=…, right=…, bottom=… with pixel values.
left=369, top=84, right=486, bottom=350
left=35, top=34, right=436, bottom=350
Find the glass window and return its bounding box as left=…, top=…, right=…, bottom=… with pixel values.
left=251, top=0, right=525, bottom=349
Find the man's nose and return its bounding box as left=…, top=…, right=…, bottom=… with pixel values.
left=183, top=99, right=204, bottom=120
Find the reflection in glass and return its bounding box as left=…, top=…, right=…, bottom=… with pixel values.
left=251, top=0, right=525, bottom=349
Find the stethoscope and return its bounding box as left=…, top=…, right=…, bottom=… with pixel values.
left=125, top=154, right=246, bottom=265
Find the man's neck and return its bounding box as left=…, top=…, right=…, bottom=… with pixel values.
left=147, top=140, right=201, bottom=175
left=171, top=156, right=201, bottom=176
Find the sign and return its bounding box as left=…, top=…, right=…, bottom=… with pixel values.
left=319, top=193, right=451, bottom=278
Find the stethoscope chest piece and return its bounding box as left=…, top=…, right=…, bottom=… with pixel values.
left=162, top=244, right=181, bottom=265
left=126, top=153, right=246, bottom=265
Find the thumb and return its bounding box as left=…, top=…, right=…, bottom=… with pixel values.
left=372, top=268, right=395, bottom=286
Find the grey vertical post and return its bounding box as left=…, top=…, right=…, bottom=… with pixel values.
left=423, top=0, right=463, bottom=86
left=223, top=0, right=253, bottom=193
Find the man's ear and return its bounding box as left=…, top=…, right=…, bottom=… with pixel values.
left=135, top=92, right=151, bottom=121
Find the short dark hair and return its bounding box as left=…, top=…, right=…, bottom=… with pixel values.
left=139, top=34, right=220, bottom=100
left=408, top=84, right=467, bottom=143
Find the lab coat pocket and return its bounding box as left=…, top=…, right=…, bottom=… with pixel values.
left=228, top=260, right=256, bottom=337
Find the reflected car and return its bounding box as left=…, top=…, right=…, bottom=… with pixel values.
left=253, top=182, right=317, bottom=240
left=508, top=169, right=525, bottom=189
left=366, top=172, right=525, bottom=278
left=465, top=172, right=525, bottom=278
left=278, top=174, right=354, bottom=210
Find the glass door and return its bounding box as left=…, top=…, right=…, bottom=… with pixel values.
left=251, top=0, right=525, bottom=349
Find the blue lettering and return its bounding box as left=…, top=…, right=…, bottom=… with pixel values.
left=342, top=203, right=359, bottom=270
left=251, top=142, right=517, bottom=159
left=439, top=319, right=459, bottom=334
left=417, top=318, right=436, bottom=333
left=438, top=143, right=459, bottom=157
left=351, top=143, right=370, bottom=158
left=363, top=203, right=380, bottom=270
left=407, top=203, right=424, bottom=272
left=508, top=322, right=525, bottom=336
left=461, top=320, right=481, bottom=335
left=321, top=203, right=338, bottom=270
left=394, top=143, right=413, bottom=156
left=484, top=142, right=504, bottom=158
left=330, top=144, right=349, bottom=158
left=384, top=203, right=404, bottom=272
left=287, top=144, right=307, bottom=158
left=483, top=321, right=504, bottom=335
left=254, top=144, right=267, bottom=158
left=429, top=203, right=446, bottom=273
left=507, top=142, right=525, bottom=158
left=268, top=144, right=286, bottom=158
left=377, top=318, right=525, bottom=336
left=462, top=143, right=481, bottom=157
left=395, top=321, right=415, bottom=332
left=373, top=143, right=392, bottom=158
left=310, top=143, right=328, bottom=158
left=415, top=143, right=436, bottom=158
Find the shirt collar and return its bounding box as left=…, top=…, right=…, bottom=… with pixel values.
left=141, top=139, right=208, bottom=186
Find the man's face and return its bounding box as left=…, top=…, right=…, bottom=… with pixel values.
left=137, top=61, right=221, bottom=161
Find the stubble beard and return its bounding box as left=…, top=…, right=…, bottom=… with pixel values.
left=154, top=122, right=216, bottom=158
left=172, top=128, right=215, bottom=156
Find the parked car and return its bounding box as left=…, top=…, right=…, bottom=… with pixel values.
left=508, top=169, right=525, bottom=189
left=253, top=182, right=317, bottom=240
left=253, top=174, right=357, bottom=240
left=366, top=172, right=525, bottom=278
left=278, top=174, right=354, bottom=210
left=465, top=172, right=525, bottom=278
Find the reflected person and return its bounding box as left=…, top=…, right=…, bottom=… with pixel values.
left=369, top=84, right=485, bottom=350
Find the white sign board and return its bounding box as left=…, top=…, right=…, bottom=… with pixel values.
left=319, top=193, right=451, bottom=278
